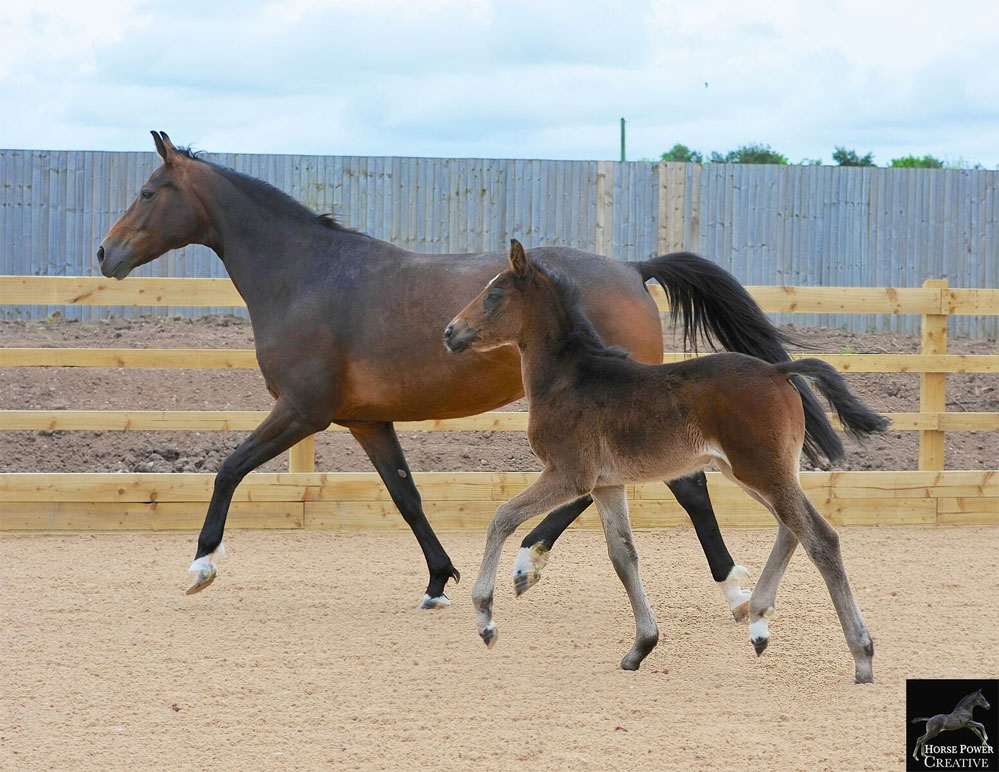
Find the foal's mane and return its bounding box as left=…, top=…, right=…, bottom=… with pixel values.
left=532, top=262, right=630, bottom=360
left=177, top=146, right=364, bottom=234
left=956, top=690, right=983, bottom=711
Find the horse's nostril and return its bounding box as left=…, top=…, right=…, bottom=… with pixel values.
left=444, top=324, right=453, bottom=339
left=96, top=246, right=105, bottom=263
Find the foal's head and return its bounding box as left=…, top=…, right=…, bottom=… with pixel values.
left=444, top=239, right=544, bottom=353
left=97, top=131, right=211, bottom=279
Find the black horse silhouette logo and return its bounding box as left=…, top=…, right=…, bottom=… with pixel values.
left=912, top=688, right=991, bottom=762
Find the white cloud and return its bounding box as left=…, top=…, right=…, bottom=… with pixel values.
left=0, top=0, right=996, bottom=165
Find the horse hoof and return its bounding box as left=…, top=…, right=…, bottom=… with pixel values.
left=512, top=570, right=537, bottom=597
left=512, top=544, right=549, bottom=597
left=185, top=565, right=217, bottom=595
left=620, top=657, right=641, bottom=671
left=419, top=594, right=451, bottom=610
left=480, top=622, right=498, bottom=648
left=751, top=636, right=769, bottom=657
left=731, top=601, right=750, bottom=623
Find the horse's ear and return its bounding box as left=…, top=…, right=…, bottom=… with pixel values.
left=509, top=239, right=529, bottom=277
left=151, top=131, right=168, bottom=163
left=151, top=130, right=179, bottom=165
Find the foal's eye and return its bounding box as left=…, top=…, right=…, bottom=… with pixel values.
left=485, top=291, right=503, bottom=308
left=140, top=189, right=155, bottom=201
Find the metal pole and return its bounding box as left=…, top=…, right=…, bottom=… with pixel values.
left=620, top=118, right=626, bottom=162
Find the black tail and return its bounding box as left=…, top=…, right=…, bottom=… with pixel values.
left=632, top=252, right=840, bottom=466
left=911, top=717, right=931, bottom=724
left=776, top=359, right=891, bottom=459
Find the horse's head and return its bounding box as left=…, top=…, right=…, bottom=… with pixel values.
left=444, top=239, right=537, bottom=354
left=974, top=689, right=991, bottom=711
left=97, top=131, right=210, bottom=279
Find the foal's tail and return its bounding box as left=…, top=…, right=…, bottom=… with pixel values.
left=776, top=359, right=891, bottom=457
left=910, top=717, right=931, bottom=724
left=631, top=253, right=840, bottom=465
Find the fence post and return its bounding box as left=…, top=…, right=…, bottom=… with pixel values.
left=657, top=162, right=686, bottom=254
left=918, top=279, right=948, bottom=471
left=289, top=435, right=316, bottom=473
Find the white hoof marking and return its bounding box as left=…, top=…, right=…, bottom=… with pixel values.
left=419, top=594, right=451, bottom=609
left=719, top=564, right=752, bottom=615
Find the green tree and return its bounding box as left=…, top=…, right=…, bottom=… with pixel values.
left=708, top=143, right=788, bottom=164
left=889, top=154, right=944, bottom=168
left=660, top=143, right=703, bottom=163
left=832, top=147, right=875, bottom=166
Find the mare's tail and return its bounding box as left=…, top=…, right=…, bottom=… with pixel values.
left=775, top=359, right=891, bottom=460
left=631, top=253, right=841, bottom=465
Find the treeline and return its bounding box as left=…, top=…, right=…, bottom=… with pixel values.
left=658, top=143, right=990, bottom=169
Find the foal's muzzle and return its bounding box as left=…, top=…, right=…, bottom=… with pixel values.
left=443, top=321, right=477, bottom=354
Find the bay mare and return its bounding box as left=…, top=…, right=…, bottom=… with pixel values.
left=446, top=240, right=889, bottom=682
left=101, top=131, right=838, bottom=609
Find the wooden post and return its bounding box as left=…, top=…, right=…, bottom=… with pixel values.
left=289, top=434, right=316, bottom=473
left=594, top=161, right=614, bottom=256
left=657, top=162, right=686, bottom=255
left=919, top=279, right=948, bottom=471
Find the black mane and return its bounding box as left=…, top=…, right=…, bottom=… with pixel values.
left=181, top=147, right=363, bottom=234
left=534, top=262, right=630, bottom=360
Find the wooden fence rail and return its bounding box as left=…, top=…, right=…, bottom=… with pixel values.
left=1, top=275, right=997, bottom=531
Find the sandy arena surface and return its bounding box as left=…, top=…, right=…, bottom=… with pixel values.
left=2, top=526, right=997, bottom=771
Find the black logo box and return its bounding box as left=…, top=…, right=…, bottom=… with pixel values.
left=907, top=679, right=998, bottom=772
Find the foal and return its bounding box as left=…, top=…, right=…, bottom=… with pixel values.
left=445, top=240, right=889, bottom=683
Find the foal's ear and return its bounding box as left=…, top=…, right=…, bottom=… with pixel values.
left=509, top=239, right=530, bottom=277
left=151, top=130, right=179, bottom=165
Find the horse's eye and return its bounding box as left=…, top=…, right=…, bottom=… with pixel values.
left=485, top=291, right=503, bottom=308
left=140, top=189, right=155, bottom=201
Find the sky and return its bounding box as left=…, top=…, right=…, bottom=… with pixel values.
left=1, top=0, right=997, bottom=166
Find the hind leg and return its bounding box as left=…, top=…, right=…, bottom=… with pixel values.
left=592, top=486, right=659, bottom=670
left=914, top=726, right=941, bottom=760
left=713, top=459, right=795, bottom=643
left=348, top=421, right=460, bottom=608
left=746, top=524, right=798, bottom=655
left=770, top=487, right=874, bottom=683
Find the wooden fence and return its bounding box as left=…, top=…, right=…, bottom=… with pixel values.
left=1, top=275, right=996, bottom=531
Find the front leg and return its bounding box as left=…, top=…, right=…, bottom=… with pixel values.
left=967, top=721, right=988, bottom=745
left=347, top=421, right=459, bottom=608
left=188, top=400, right=322, bottom=593
left=474, top=471, right=584, bottom=647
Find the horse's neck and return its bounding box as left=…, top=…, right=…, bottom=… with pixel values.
left=195, top=170, right=353, bottom=311
left=954, top=694, right=979, bottom=714
left=518, top=317, right=580, bottom=402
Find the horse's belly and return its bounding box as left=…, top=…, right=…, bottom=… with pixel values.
left=336, top=348, right=526, bottom=422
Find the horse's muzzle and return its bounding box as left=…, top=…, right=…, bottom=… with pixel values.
left=443, top=322, right=477, bottom=354
left=96, top=241, right=132, bottom=280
